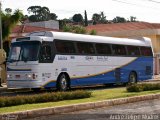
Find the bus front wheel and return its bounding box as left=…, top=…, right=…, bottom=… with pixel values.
left=57, top=74, right=69, bottom=91
left=128, top=72, right=137, bottom=85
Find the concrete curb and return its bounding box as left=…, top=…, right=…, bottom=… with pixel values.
left=0, top=93, right=160, bottom=120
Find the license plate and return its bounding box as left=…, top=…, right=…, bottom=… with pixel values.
left=15, top=75, right=20, bottom=78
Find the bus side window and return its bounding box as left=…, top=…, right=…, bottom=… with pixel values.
left=140, top=47, right=153, bottom=56
left=96, top=43, right=111, bottom=55
left=39, top=45, right=52, bottom=62
left=55, top=40, right=76, bottom=54
left=77, top=42, right=95, bottom=54
left=127, top=46, right=140, bottom=56
left=112, top=45, right=127, bottom=56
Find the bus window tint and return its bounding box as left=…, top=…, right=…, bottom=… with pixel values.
left=140, top=47, right=153, bottom=56
left=77, top=42, right=95, bottom=54
left=55, top=41, right=76, bottom=53
left=96, top=44, right=111, bottom=55
left=127, top=46, right=140, bottom=56
left=112, top=45, right=127, bottom=55
left=40, top=45, right=52, bottom=60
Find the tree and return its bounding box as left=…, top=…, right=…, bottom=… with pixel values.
left=112, top=16, right=126, bottom=23
left=72, top=14, right=83, bottom=23
left=2, top=9, right=23, bottom=40
left=27, top=6, right=41, bottom=15
left=5, top=8, right=12, bottom=14
left=39, top=7, right=50, bottom=21
left=27, top=6, right=57, bottom=22
left=92, top=12, right=108, bottom=24
left=50, top=13, right=57, bottom=20
left=84, top=10, right=88, bottom=26
left=92, top=13, right=101, bottom=25
left=100, top=12, right=107, bottom=23
left=130, top=16, right=137, bottom=22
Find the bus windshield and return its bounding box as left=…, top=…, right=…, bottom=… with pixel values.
left=8, top=41, right=41, bottom=62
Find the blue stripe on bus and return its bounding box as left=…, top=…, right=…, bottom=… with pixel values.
left=70, top=57, right=153, bottom=87
left=43, top=57, right=153, bottom=88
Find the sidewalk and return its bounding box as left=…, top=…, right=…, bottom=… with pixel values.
left=153, top=74, right=160, bottom=80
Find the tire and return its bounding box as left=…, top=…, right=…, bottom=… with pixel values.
left=128, top=72, right=137, bottom=85
left=57, top=74, right=69, bottom=91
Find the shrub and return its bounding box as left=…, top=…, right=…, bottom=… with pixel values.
left=0, top=90, right=92, bottom=107
left=126, top=83, right=160, bottom=92
left=89, top=30, right=97, bottom=35
left=62, top=25, right=87, bottom=34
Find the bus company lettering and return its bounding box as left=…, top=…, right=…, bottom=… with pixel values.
left=42, top=73, right=51, bottom=78
left=85, top=56, right=94, bottom=61
left=70, top=56, right=75, bottom=59
left=61, top=68, right=67, bottom=71
left=58, top=56, right=67, bottom=60
left=97, top=56, right=108, bottom=61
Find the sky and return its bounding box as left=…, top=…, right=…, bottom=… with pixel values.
left=1, top=0, right=160, bottom=23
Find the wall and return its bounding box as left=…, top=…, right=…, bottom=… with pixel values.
left=25, top=20, right=59, bottom=30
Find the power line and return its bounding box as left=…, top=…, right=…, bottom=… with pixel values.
left=112, top=0, right=138, bottom=6
left=112, top=0, right=160, bottom=10
left=148, top=0, right=160, bottom=4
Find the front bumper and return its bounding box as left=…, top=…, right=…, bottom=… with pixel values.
left=7, top=80, right=43, bottom=88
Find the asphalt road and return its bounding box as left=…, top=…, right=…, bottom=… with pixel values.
left=26, top=99, right=160, bottom=120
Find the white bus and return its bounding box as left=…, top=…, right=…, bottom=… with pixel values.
left=7, top=31, right=153, bottom=91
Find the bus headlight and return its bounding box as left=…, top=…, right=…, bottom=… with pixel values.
left=26, top=73, right=37, bottom=80
left=7, top=74, right=12, bottom=78
left=27, top=74, right=32, bottom=78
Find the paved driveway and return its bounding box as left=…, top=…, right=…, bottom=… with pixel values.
left=26, top=99, right=160, bottom=120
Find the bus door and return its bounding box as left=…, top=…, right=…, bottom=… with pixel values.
left=115, top=68, right=121, bottom=84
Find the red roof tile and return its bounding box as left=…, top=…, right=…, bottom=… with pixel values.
left=86, top=22, right=160, bottom=32
left=12, top=25, right=59, bottom=33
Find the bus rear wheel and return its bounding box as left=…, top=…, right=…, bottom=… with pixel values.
left=128, top=72, right=137, bottom=85
left=57, top=74, right=69, bottom=91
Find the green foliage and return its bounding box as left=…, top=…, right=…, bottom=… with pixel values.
left=63, top=25, right=87, bottom=34
left=5, top=8, right=12, bottom=14
left=72, top=14, right=83, bottom=23
left=92, top=12, right=107, bottom=24
left=27, top=6, right=57, bottom=22
left=92, top=13, right=101, bottom=24
left=89, top=30, right=97, bottom=35
left=130, top=16, right=137, bottom=22
left=126, top=83, right=160, bottom=92
left=84, top=10, right=88, bottom=26
left=0, top=90, right=92, bottom=107
left=112, top=16, right=126, bottom=23
left=2, top=9, right=24, bottom=40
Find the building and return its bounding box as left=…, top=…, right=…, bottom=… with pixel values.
left=7, top=25, right=59, bottom=55
left=87, top=22, right=160, bottom=74
left=10, top=25, right=59, bottom=40
left=25, top=20, right=59, bottom=30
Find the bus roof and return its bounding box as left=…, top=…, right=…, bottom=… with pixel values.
left=22, top=31, right=152, bottom=47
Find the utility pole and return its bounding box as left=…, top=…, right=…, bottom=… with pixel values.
left=0, top=1, right=2, bottom=49
left=0, top=1, right=2, bottom=87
